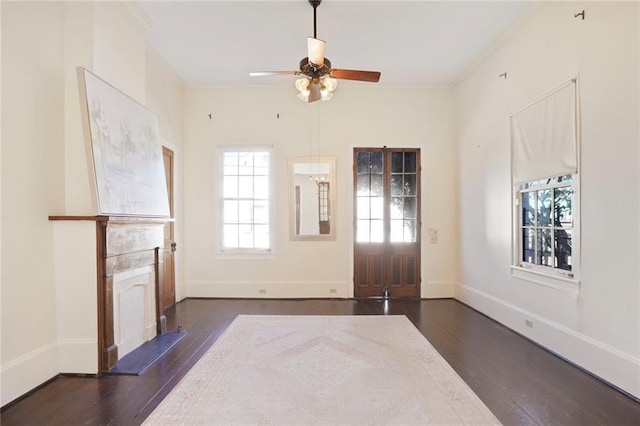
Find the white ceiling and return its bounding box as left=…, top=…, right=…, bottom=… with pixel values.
left=135, top=0, right=532, bottom=87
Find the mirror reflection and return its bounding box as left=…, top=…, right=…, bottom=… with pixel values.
left=289, top=156, right=336, bottom=240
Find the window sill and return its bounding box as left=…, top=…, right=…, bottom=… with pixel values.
left=510, top=265, right=579, bottom=294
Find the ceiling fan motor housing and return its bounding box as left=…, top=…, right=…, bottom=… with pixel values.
left=300, top=57, right=331, bottom=79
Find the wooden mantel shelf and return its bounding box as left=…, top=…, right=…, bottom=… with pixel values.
left=49, top=215, right=174, bottom=223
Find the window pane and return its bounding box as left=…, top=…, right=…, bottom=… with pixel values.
left=223, top=175, right=238, bottom=198
left=356, top=220, right=370, bottom=243
left=254, top=225, right=269, bottom=249
left=391, top=152, right=403, bottom=173
left=238, top=200, right=253, bottom=223
left=357, top=152, right=370, bottom=174
left=238, top=225, right=254, bottom=248
left=370, top=197, right=384, bottom=219
left=223, top=200, right=238, bottom=223
left=537, top=229, right=552, bottom=266
left=404, top=152, right=416, bottom=173
left=522, top=191, right=535, bottom=226
left=357, top=174, right=370, bottom=196
left=537, top=189, right=552, bottom=226
left=404, top=197, right=416, bottom=219
left=554, top=187, right=573, bottom=227
left=370, top=175, right=383, bottom=197
left=522, top=228, right=535, bottom=263
left=404, top=175, right=416, bottom=196
left=254, top=152, right=269, bottom=173
left=223, top=152, right=239, bottom=173
left=555, top=229, right=572, bottom=271
left=390, top=197, right=403, bottom=219
left=238, top=152, right=254, bottom=175
left=370, top=152, right=383, bottom=174
left=357, top=197, right=370, bottom=219
left=238, top=176, right=253, bottom=198
left=390, top=175, right=403, bottom=196
left=223, top=224, right=239, bottom=248
left=253, top=200, right=269, bottom=224
left=370, top=220, right=384, bottom=242
left=254, top=176, right=269, bottom=199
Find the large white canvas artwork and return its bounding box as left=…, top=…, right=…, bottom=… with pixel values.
left=78, top=68, right=170, bottom=217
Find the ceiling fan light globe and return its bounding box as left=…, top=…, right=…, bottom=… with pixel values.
left=297, top=90, right=310, bottom=102
left=322, top=76, right=337, bottom=91
left=295, top=77, right=310, bottom=91
left=307, top=37, right=326, bottom=66
left=320, top=91, right=333, bottom=102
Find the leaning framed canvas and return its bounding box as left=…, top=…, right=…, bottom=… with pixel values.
left=77, top=67, right=170, bottom=217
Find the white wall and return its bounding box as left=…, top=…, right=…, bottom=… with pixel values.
left=145, top=45, right=186, bottom=301
left=184, top=86, right=457, bottom=299
left=454, top=1, right=639, bottom=397
left=1, top=0, right=65, bottom=406
left=1, top=1, right=186, bottom=406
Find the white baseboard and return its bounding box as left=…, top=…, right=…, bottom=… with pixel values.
left=455, top=283, right=640, bottom=399
left=187, top=280, right=350, bottom=299
left=423, top=281, right=455, bottom=298
left=0, top=342, right=59, bottom=406
left=57, top=339, right=98, bottom=374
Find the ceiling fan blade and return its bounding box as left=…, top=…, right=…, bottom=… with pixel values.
left=330, top=69, right=381, bottom=83
left=249, top=71, right=300, bottom=77
left=307, top=37, right=326, bottom=66
left=308, top=80, right=321, bottom=103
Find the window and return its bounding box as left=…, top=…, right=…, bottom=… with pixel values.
left=219, top=148, right=273, bottom=254
left=510, top=78, right=579, bottom=288
left=517, top=175, right=576, bottom=278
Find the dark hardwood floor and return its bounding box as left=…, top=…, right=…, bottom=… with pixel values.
left=2, top=298, right=639, bottom=425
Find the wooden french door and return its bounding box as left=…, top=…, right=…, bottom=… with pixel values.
left=353, top=148, right=421, bottom=298
left=161, top=146, right=176, bottom=310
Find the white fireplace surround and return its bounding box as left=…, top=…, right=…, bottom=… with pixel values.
left=112, top=266, right=157, bottom=358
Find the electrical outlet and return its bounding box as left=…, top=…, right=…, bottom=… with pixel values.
left=329, top=288, right=337, bottom=294
left=428, top=228, right=438, bottom=244
left=259, top=289, right=267, bottom=295
left=525, top=319, right=533, bottom=328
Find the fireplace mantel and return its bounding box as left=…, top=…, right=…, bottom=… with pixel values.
left=49, top=215, right=173, bottom=372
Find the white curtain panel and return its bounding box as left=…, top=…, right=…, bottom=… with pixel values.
left=510, top=80, right=578, bottom=184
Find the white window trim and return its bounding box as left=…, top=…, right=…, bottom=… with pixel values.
left=511, top=174, right=581, bottom=291
left=215, top=145, right=276, bottom=260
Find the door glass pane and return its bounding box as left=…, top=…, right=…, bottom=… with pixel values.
left=404, top=197, right=416, bottom=219
left=390, top=197, right=403, bottom=219
left=357, top=174, right=370, bottom=196
left=357, top=152, right=370, bottom=173
left=404, top=152, right=416, bottom=173
left=370, top=152, right=383, bottom=174
left=370, top=220, right=384, bottom=242
left=356, top=220, right=370, bottom=242
left=404, top=175, right=416, bottom=196
left=390, top=220, right=403, bottom=242
left=391, top=152, right=403, bottom=173
left=555, top=229, right=572, bottom=271
left=390, top=175, right=403, bottom=196
left=370, top=175, right=383, bottom=197
left=356, top=197, right=370, bottom=219
left=404, top=219, right=416, bottom=242
left=522, top=191, right=535, bottom=225
left=370, top=197, right=384, bottom=219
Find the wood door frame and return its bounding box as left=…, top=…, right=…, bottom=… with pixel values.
left=351, top=147, right=422, bottom=298
left=161, top=146, right=176, bottom=311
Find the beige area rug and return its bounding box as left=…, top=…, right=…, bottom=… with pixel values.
left=144, top=315, right=501, bottom=425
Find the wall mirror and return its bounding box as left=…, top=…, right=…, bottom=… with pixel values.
left=289, top=156, right=336, bottom=241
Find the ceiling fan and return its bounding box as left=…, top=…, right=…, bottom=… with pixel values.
left=249, top=0, right=381, bottom=103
